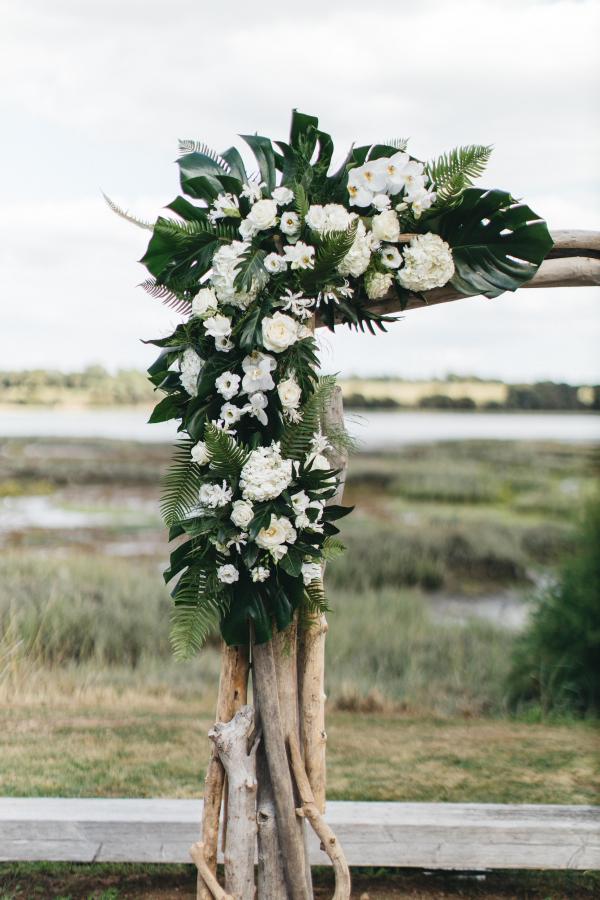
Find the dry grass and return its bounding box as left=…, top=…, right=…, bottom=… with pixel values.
left=341, top=378, right=508, bottom=407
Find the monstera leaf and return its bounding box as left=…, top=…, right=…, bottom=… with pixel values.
left=434, top=188, right=553, bottom=298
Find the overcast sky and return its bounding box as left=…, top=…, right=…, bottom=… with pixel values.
left=1, top=0, right=598, bottom=382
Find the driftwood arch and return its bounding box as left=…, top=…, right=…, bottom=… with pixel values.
left=192, top=230, right=599, bottom=900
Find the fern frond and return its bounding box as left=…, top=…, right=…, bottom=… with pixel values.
left=382, top=137, right=409, bottom=151
left=204, top=422, right=250, bottom=477
left=140, top=278, right=193, bottom=314
left=294, top=183, right=310, bottom=220
left=160, top=439, right=204, bottom=527
left=280, top=375, right=337, bottom=460
left=426, top=145, right=492, bottom=203
left=154, top=218, right=236, bottom=242
left=102, top=192, right=153, bottom=230
left=178, top=140, right=231, bottom=173
left=321, top=536, right=346, bottom=561
left=170, top=568, right=225, bottom=659
left=304, top=578, right=328, bottom=616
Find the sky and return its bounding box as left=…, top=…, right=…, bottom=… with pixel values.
left=0, top=0, right=598, bottom=383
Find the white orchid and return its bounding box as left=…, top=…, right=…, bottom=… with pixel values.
left=241, top=351, right=276, bottom=393
left=245, top=391, right=269, bottom=426
left=282, top=242, right=315, bottom=270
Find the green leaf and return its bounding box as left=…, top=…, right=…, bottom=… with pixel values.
left=160, top=439, right=204, bottom=527
left=170, top=566, right=225, bottom=659
left=434, top=188, right=554, bottom=298
left=290, top=109, right=319, bottom=152
left=148, top=394, right=181, bottom=423
left=240, top=134, right=277, bottom=192
left=280, top=375, right=338, bottom=460
left=426, top=146, right=492, bottom=204
left=279, top=544, right=303, bottom=577
left=233, top=245, right=267, bottom=294
left=321, top=536, right=346, bottom=561
left=233, top=293, right=273, bottom=351
left=204, top=422, right=250, bottom=477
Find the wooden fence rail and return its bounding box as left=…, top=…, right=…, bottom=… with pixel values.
left=1, top=798, right=599, bottom=870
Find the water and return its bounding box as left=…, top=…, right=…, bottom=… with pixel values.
left=1, top=406, right=599, bottom=447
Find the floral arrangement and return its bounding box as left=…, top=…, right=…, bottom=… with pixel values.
left=125, top=110, right=552, bottom=656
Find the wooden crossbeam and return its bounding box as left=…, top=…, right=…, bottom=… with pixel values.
left=315, top=229, right=600, bottom=326
left=1, top=798, right=599, bottom=870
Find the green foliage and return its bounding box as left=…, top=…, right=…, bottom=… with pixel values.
left=170, top=566, right=224, bottom=659
left=302, top=222, right=358, bottom=290
left=304, top=578, right=328, bottom=616
left=426, top=145, right=492, bottom=204
left=203, top=422, right=249, bottom=477
left=140, top=278, right=192, bottom=314
left=280, top=375, right=338, bottom=460
left=233, top=245, right=267, bottom=293
left=508, top=498, right=600, bottom=716
left=159, top=440, right=203, bottom=527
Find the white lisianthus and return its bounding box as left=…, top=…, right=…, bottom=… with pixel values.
left=204, top=314, right=232, bottom=339
left=380, top=245, right=403, bottom=269
left=192, top=287, right=219, bottom=319
left=301, top=561, right=322, bottom=586
left=277, top=375, right=302, bottom=412
left=241, top=351, right=276, bottom=393
left=255, top=515, right=297, bottom=553
left=199, top=481, right=233, bottom=509
left=365, top=270, right=393, bottom=299
left=251, top=565, right=271, bottom=583
left=280, top=211, right=300, bottom=237
left=338, top=219, right=371, bottom=278
left=290, top=490, right=310, bottom=514
left=230, top=500, right=254, bottom=528
left=371, top=209, right=400, bottom=243
left=215, top=335, right=234, bottom=353
left=246, top=198, right=278, bottom=231
left=272, top=186, right=294, bottom=205
left=191, top=441, right=211, bottom=466
left=220, top=402, right=244, bottom=426
left=372, top=193, right=391, bottom=211
left=282, top=242, right=315, bottom=270
left=179, top=348, right=203, bottom=397
left=262, top=311, right=299, bottom=353
left=264, top=253, right=287, bottom=274
left=397, top=233, right=455, bottom=292
left=209, top=192, right=240, bottom=223
left=215, top=371, right=241, bottom=400
left=245, top=391, right=269, bottom=426
left=217, top=563, right=239, bottom=584
left=240, top=442, right=293, bottom=501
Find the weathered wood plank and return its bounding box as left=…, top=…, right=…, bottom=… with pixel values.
left=1, top=799, right=598, bottom=870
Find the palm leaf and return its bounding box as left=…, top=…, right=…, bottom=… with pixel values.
left=160, top=439, right=204, bottom=527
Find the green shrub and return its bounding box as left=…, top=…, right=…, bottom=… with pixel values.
left=507, top=498, right=600, bottom=715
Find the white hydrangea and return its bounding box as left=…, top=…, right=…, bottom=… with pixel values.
left=239, top=442, right=293, bottom=502
left=306, top=203, right=352, bottom=234
left=397, top=233, right=455, bottom=292
left=198, top=480, right=233, bottom=509
left=210, top=240, right=258, bottom=308
left=301, top=561, right=322, bottom=586
left=338, top=219, right=371, bottom=278
left=180, top=348, right=203, bottom=397
left=365, top=270, right=393, bottom=299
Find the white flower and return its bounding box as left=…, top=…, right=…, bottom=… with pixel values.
left=209, top=193, right=240, bottom=223
left=397, top=233, right=455, bottom=292
left=280, top=210, right=300, bottom=236
left=217, top=563, right=239, bottom=584
left=256, top=515, right=297, bottom=553
left=380, top=245, right=403, bottom=269
left=192, top=287, right=219, bottom=319
left=246, top=198, right=278, bottom=232
left=301, top=562, right=322, bottom=586
left=220, top=402, right=244, bottom=426
left=282, top=242, right=315, bottom=270
left=215, top=371, right=241, bottom=400
left=245, top=391, right=269, bottom=426
left=305, top=205, right=326, bottom=231
left=180, top=348, right=203, bottom=397
left=227, top=533, right=248, bottom=553
left=204, top=313, right=232, bottom=339
left=290, top=490, right=310, bottom=514
left=351, top=161, right=387, bottom=194
left=240, top=442, right=293, bottom=502
left=241, top=181, right=264, bottom=204
left=199, top=480, right=233, bottom=509
left=379, top=151, right=411, bottom=194
left=251, top=565, right=270, bottom=583
left=365, top=270, right=393, bottom=299
left=338, top=219, right=371, bottom=278
left=307, top=452, right=331, bottom=472
left=279, top=289, right=314, bottom=320
left=262, top=312, right=299, bottom=353
left=272, top=186, right=294, bottom=205
left=371, top=209, right=400, bottom=243
left=211, top=240, right=258, bottom=308
left=241, top=351, right=276, bottom=393
left=264, top=253, right=287, bottom=274
left=347, top=181, right=373, bottom=208
left=407, top=187, right=436, bottom=218
left=191, top=441, right=211, bottom=465
left=239, top=218, right=257, bottom=240
left=306, top=203, right=352, bottom=234
left=295, top=512, right=310, bottom=529
left=230, top=500, right=254, bottom=529
left=372, top=192, right=391, bottom=211
left=215, top=335, right=234, bottom=353
left=396, top=159, right=426, bottom=194
left=278, top=376, right=302, bottom=412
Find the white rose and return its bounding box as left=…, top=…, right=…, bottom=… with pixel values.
left=277, top=376, right=302, bottom=410
left=365, top=271, right=393, bottom=299
left=246, top=198, right=278, bottom=231
left=230, top=500, right=254, bottom=528
left=191, top=441, right=210, bottom=465
left=371, top=209, right=400, bottom=243
left=255, top=515, right=291, bottom=550
left=264, top=253, right=287, bottom=274
left=280, top=211, right=300, bottom=236
left=217, top=564, right=239, bottom=584
left=239, top=218, right=257, bottom=239
left=272, top=186, right=294, bottom=205
left=204, top=314, right=232, bottom=339
left=305, top=205, right=325, bottom=231
left=192, top=287, right=218, bottom=318
left=262, top=312, right=299, bottom=353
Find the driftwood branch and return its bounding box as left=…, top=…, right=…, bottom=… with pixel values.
left=199, top=642, right=250, bottom=900
left=288, top=733, right=351, bottom=900
left=315, top=229, right=600, bottom=327
left=190, top=842, right=233, bottom=900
